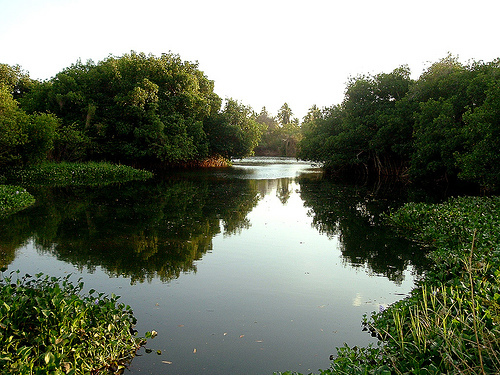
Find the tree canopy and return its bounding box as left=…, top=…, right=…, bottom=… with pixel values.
left=2, top=52, right=263, bottom=169
left=299, top=55, right=500, bottom=190
left=253, top=103, right=301, bottom=157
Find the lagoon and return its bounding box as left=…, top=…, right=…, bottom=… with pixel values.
left=0, top=157, right=427, bottom=374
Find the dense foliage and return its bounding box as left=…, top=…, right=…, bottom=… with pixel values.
left=299, top=55, right=500, bottom=190
left=0, top=84, right=59, bottom=168
left=254, top=104, right=302, bottom=157
left=0, top=272, right=147, bottom=374
left=1, top=53, right=263, bottom=169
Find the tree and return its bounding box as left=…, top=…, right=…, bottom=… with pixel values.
left=298, top=55, right=500, bottom=189
left=299, top=105, right=346, bottom=165
left=0, top=84, right=28, bottom=167
left=255, top=107, right=277, bottom=130
left=0, top=84, right=59, bottom=168
left=22, top=52, right=237, bottom=165
left=300, top=66, right=413, bottom=175
left=0, top=63, right=33, bottom=99
left=408, top=56, right=479, bottom=182
left=22, top=113, right=59, bottom=164
left=456, top=61, right=500, bottom=189
left=253, top=107, right=282, bottom=156
left=302, top=104, right=322, bottom=124
left=277, top=102, right=294, bottom=125
left=204, top=99, right=263, bottom=159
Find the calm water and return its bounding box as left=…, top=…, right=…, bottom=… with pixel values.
left=0, top=157, right=428, bottom=374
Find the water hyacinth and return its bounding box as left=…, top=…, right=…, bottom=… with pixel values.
left=6, top=162, right=153, bottom=187
left=0, top=185, right=35, bottom=217
left=0, top=271, right=149, bottom=374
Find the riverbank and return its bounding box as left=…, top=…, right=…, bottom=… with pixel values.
left=4, top=161, right=153, bottom=187
left=277, top=195, right=500, bottom=374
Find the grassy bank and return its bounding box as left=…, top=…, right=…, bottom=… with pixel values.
left=0, top=272, right=150, bottom=374
left=277, top=196, right=500, bottom=374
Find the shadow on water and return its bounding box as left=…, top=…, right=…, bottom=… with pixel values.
left=0, top=177, right=261, bottom=281
left=298, top=178, right=432, bottom=285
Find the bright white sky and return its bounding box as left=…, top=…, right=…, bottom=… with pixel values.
left=0, top=0, right=498, bottom=120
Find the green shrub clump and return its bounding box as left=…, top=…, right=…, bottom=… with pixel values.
left=7, top=162, right=153, bottom=187
left=0, top=272, right=146, bottom=374
left=0, top=185, right=35, bottom=217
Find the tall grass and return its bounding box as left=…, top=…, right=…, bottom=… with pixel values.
left=366, top=196, right=500, bottom=374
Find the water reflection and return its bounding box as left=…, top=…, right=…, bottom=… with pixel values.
left=0, top=177, right=260, bottom=282
left=0, top=172, right=429, bottom=285
left=0, top=161, right=431, bottom=374
left=298, top=178, right=430, bottom=284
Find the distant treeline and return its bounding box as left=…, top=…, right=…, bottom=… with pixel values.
left=0, top=52, right=305, bottom=170
left=0, top=52, right=271, bottom=170
left=299, top=54, right=500, bottom=191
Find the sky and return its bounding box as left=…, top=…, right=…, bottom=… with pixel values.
left=1, top=0, right=498, bottom=120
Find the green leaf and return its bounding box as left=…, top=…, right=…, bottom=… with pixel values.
left=44, top=352, right=55, bottom=365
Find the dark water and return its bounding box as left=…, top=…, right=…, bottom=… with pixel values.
left=0, top=157, right=428, bottom=374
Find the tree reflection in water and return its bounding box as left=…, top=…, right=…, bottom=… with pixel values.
left=0, top=177, right=260, bottom=282
left=298, top=178, right=431, bottom=285
left=0, top=172, right=431, bottom=286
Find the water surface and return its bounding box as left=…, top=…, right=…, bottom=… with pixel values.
left=0, top=157, right=427, bottom=374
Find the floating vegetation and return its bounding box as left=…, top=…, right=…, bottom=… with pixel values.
left=0, top=271, right=149, bottom=374
left=6, top=162, right=153, bottom=187
left=0, top=185, right=35, bottom=218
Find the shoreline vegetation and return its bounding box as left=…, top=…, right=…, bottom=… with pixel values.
left=0, top=272, right=151, bottom=374
left=0, top=161, right=154, bottom=217
left=276, top=195, right=500, bottom=374
left=5, top=161, right=153, bottom=187
left=0, top=185, right=35, bottom=218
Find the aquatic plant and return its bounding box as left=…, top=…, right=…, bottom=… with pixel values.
left=0, top=271, right=148, bottom=374
left=0, top=185, right=35, bottom=217
left=6, top=162, right=153, bottom=187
